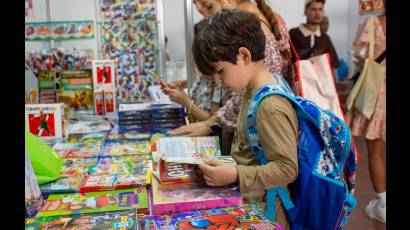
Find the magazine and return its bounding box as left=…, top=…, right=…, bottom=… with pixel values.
left=25, top=103, right=68, bottom=139
left=154, top=136, right=221, bottom=165
left=25, top=209, right=137, bottom=230
left=37, top=187, right=148, bottom=217
left=138, top=205, right=283, bottom=230
left=151, top=177, right=242, bottom=215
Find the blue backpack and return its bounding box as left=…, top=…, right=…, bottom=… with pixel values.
left=245, top=77, right=357, bottom=230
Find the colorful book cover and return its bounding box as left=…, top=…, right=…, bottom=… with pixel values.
left=156, top=161, right=202, bottom=184
left=25, top=150, right=43, bottom=218
left=61, top=158, right=98, bottom=177
left=138, top=205, right=283, bottom=230
left=79, top=174, right=117, bottom=192
left=25, top=103, right=66, bottom=139
left=56, top=89, right=94, bottom=113
left=25, top=209, right=137, bottom=230
left=40, top=175, right=84, bottom=195
left=102, top=140, right=151, bottom=157
left=107, top=131, right=151, bottom=141
left=104, top=90, right=117, bottom=113
left=37, top=187, right=148, bottom=217
left=94, top=90, right=104, bottom=115
left=154, top=136, right=221, bottom=165
left=92, top=60, right=116, bottom=91
left=69, top=120, right=112, bottom=134
left=151, top=178, right=243, bottom=215
left=65, top=133, right=107, bottom=144
left=53, top=142, right=103, bottom=158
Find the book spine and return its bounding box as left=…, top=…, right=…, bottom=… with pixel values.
left=153, top=197, right=243, bottom=215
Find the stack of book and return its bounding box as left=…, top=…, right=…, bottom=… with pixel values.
left=150, top=136, right=242, bottom=215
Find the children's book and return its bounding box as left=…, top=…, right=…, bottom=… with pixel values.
left=65, top=132, right=107, bottom=144
left=92, top=60, right=117, bottom=91
left=138, top=205, right=283, bottom=230
left=152, top=161, right=202, bottom=184
left=79, top=174, right=117, bottom=192
left=25, top=209, right=137, bottom=230
left=56, top=89, right=94, bottom=113
left=25, top=150, right=43, bottom=218
left=40, top=175, right=84, bottom=195
left=102, top=140, right=151, bottom=157
left=107, top=131, right=151, bottom=141
left=151, top=177, right=243, bottom=215
left=37, top=187, right=148, bottom=217
left=61, top=158, right=98, bottom=177
left=25, top=103, right=68, bottom=139
left=53, top=142, right=103, bottom=158
left=153, top=136, right=221, bottom=165
left=70, top=120, right=112, bottom=134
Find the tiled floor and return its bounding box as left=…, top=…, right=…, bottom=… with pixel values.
left=347, top=137, right=386, bottom=230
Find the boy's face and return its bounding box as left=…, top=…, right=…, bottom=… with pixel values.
left=213, top=50, right=252, bottom=91
left=305, top=2, right=325, bottom=25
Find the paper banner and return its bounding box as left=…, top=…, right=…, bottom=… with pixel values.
left=25, top=21, right=95, bottom=41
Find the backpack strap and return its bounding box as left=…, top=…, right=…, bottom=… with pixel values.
left=245, top=82, right=298, bottom=221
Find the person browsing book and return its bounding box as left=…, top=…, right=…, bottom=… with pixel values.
left=194, top=10, right=298, bottom=229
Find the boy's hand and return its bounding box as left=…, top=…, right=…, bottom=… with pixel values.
left=199, top=160, right=238, bottom=186
left=169, top=122, right=212, bottom=137
left=162, top=87, right=190, bottom=107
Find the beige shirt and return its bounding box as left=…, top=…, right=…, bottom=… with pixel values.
left=231, top=84, right=298, bottom=229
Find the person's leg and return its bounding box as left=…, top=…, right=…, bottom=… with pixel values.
left=365, top=138, right=386, bottom=223
left=366, top=138, right=386, bottom=193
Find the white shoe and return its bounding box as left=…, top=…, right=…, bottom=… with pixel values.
left=365, top=199, right=386, bottom=223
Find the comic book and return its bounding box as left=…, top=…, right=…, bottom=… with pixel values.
left=151, top=177, right=242, bottom=215
left=70, top=120, right=112, bottom=134
left=65, top=132, right=107, bottom=144
left=101, top=140, right=151, bottom=157
left=107, top=131, right=151, bottom=141
left=153, top=136, right=221, bottom=165
left=25, top=103, right=68, bottom=139
left=79, top=174, right=117, bottom=192
left=25, top=209, right=137, bottom=230
left=53, top=142, right=103, bottom=158
left=61, top=158, right=98, bottom=177
left=138, top=205, right=283, bottom=230
left=40, top=175, right=84, bottom=195
left=25, top=150, right=43, bottom=218
left=37, top=187, right=148, bottom=217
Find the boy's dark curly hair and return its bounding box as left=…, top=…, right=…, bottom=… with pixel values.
left=192, top=9, right=266, bottom=76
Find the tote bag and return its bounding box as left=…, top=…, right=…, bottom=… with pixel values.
left=347, top=16, right=385, bottom=119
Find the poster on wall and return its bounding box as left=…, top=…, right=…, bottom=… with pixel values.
left=99, top=0, right=159, bottom=102
left=359, top=0, right=385, bottom=15
left=25, top=21, right=94, bottom=41
left=25, top=0, right=34, bottom=17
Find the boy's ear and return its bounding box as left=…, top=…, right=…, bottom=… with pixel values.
left=237, top=47, right=252, bottom=65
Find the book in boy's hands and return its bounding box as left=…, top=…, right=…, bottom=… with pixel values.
left=153, top=136, right=221, bottom=165
left=40, top=175, right=84, bottom=195
left=152, top=161, right=203, bottom=184
left=37, top=187, right=148, bottom=217
left=138, top=204, right=283, bottom=230
left=25, top=103, right=68, bottom=139
left=25, top=209, right=137, bottom=230
left=151, top=177, right=242, bottom=215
